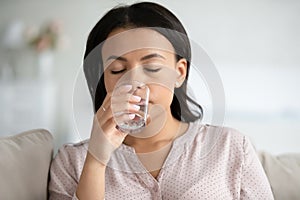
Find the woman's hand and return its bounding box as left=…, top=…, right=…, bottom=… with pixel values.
left=88, top=85, right=141, bottom=165
left=88, top=92, right=126, bottom=165
left=77, top=85, right=142, bottom=199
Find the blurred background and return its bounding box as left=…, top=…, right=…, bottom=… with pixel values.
left=0, top=0, right=299, bottom=154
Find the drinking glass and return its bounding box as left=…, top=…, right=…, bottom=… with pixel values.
left=112, top=81, right=150, bottom=134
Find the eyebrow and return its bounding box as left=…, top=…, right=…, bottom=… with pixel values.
left=106, top=55, right=127, bottom=63
left=140, top=53, right=166, bottom=61
left=105, top=53, right=166, bottom=63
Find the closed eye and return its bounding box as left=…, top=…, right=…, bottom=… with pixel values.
left=143, top=67, right=162, bottom=73
left=111, top=69, right=126, bottom=74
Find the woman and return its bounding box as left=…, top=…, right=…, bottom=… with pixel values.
left=49, top=2, right=274, bottom=199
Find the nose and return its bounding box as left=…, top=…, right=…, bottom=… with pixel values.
left=122, top=65, right=147, bottom=83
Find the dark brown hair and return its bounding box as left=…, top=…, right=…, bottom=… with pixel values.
left=83, top=2, right=203, bottom=122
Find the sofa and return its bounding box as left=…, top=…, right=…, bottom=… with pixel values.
left=0, top=129, right=299, bottom=200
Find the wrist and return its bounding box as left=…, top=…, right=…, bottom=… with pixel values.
left=85, top=151, right=107, bottom=169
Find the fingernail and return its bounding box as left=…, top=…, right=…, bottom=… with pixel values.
left=128, top=114, right=135, bottom=119
left=132, top=104, right=140, bottom=111
left=132, top=95, right=141, bottom=102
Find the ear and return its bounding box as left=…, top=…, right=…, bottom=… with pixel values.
left=175, top=58, right=187, bottom=88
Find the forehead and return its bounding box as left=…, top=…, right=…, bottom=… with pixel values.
left=101, top=28, right=175, bottom=62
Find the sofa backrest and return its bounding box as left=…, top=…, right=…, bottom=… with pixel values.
left=0, top=129, right=53, bottom=200
left=258, top=151, right=300, bottom=200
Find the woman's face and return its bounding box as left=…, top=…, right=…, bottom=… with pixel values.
left=101, top=28, right=187, bottom=113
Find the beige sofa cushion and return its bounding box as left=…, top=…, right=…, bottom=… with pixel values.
left=0, top=129, right=53, bottom=200
left=258, top=151, right=300, bottom=200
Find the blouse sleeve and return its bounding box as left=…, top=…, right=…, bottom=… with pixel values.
left=240, top=136, right=274, bottom=199
left=48, top=144, right=85, bottom=200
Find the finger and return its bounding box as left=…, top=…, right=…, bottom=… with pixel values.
left=103, top=118, right=128, bottom=144
left=114, top=84, right=133, bottom=94
left=94, top=103, right=126, bottom=134
left=112, top=93, right=142, bottom=104
left=113, top=113, right=136, bottom=126
left=96, top=106, right=113, bottom=126
left=111, top=102, right=141, bottom=114
left=95, top=94, right=113, bottom=126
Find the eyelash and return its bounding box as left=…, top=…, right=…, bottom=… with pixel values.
left=110, top=69, right=126, bottom=74
left=110, top=66, right=162, bottom=74
left=144, top=67, right=161, bottom=73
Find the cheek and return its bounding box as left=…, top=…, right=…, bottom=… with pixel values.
left=149, top=85, right=174, bottom=106
left=104, top=73, right=120, bottom=93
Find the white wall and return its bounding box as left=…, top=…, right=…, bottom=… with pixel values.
left=0, top=0, right=299, bottom=154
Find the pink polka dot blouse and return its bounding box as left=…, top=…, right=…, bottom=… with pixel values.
left=48, top=120, right=274, bottom=199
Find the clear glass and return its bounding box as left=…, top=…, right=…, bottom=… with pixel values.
left=112, top=81, right=149, bottom=134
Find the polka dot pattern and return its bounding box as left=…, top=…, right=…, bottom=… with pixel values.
left=48, top=121, right=274, bottom=199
